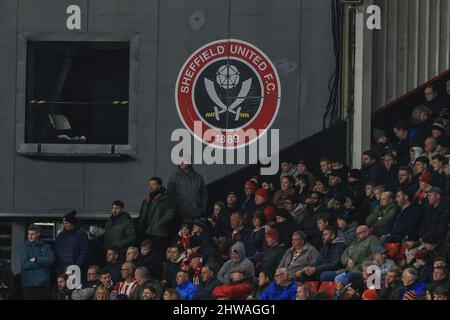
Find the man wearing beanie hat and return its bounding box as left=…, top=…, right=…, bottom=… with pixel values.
left=414, top=171, right=433, bottom=203
left=54, top=210, right=89, bottom=275
left=260, top=230, right=286, bottom=277
left=419, top=186, right=448, bottom=253
left=362, top=289, right=378, bottom=300
left=372, top=128, right=392, bottom=159
left=254, top=188, right=276, bottom=221
left=274, top=209, right=300, bottom=248
left=240, top=179, right=258, bottom=215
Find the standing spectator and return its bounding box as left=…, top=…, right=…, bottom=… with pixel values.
left=279, top=160, right=300, bottom=182
left=20, top=224, right=55, bottom=300
left=366, top=191, right=397, bottom=237
left=212, top=270, right=253, bottom=300
left=197, top=264, right=222, bottom=300
left=135, top=240, right=163, bottom=279
left=296, top=160, right=317, bottom=190
left=162, top=244, right=186, bottom=289
left=419, top=187, right=448, bottom=254
left=260, top=230, right=287, bottom=278
left=378, top=267, right=403, bottom=300
left=272, top=176, right=297, bottom=209
left=258, top=268, right=297, bottom=300
left=278, top=231, right=319, bottom=280
left=240, top=179, right=258, bottom=216
left=51, top=274, right=72, bottom=300
left=381, top=189, right=421, bottom=244
left=248, top=270, right=272, bottom=300
left=168, top=160, right=207, bottom=223
left=129, top=266, right=162, bottom=300
left=254, top=188, right=277, bottom=221
left=113, top=262, right=137, bottom=299
left=295, top=175, right=310, bottom=204
left=423, top=85, right=443, bottom=118
left=104, top=247, right=122, bottom=283
left=175, top=270, right=198, bottom=300
left=361, top=150, right=382, bottom=184
left=401, top=268, right=426, bottom=300
left=137, top=177, right=175, bottom=255
left=300, top=226, right=346, bottom=282
left=371, top=129, right=392, bottom=159
left=393, top=122, right=411, bottom=167
left=217, top=242, right=255, bottom=285
left=54, top=210, right=89, bottom=275
left=208, top=201, right=230, bottom=237
left=103, top=200, right=136, bottom=254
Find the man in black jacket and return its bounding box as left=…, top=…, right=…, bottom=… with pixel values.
left=137, top=177, right=175, bottom=256
left=135, top=240, right=163, bottom=279
left=378, top=267, right=403, bottom=300
left=299, top=226, right=346, bottom=282
left=398, top=166, right=418, bottom=197
left=196, top=263, right=222, bottom=300
left=419, top=187, right=449, bottom=255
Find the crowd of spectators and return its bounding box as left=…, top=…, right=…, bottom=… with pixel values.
left=1, top=81, right=450, bottom=301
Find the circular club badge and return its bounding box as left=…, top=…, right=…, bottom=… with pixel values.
left=175, top=39, right=281, bottom=149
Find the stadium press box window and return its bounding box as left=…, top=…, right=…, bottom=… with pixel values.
left=16, top=33, right=139, bottom=157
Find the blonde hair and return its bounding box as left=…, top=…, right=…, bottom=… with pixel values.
left=411, top=105, right=432, bottom=121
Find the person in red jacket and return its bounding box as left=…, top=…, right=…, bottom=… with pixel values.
left=212, top=270, right=253, bottom=300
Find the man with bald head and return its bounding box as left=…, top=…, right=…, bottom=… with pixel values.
left=258, top=268, right=298, bottom=300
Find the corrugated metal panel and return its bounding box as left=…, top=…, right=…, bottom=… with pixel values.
left=372, top=0, right=450, bottom=110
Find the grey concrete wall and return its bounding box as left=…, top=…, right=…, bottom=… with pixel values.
left=0, top=0, right=334, bottom=215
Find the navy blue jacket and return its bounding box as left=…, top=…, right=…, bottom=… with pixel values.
left=246, top=228, right=265, bottom=258
left=314, top=241, right=346, bottom=273
left=54, top=226, right=89, bottom=274
left=383, top=204, right=421, bottom=240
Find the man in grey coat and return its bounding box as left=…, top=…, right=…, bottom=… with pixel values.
left=217, top=242, right=255, bottom=285
left=278, top=231, right=319, bottom=280
left=168, top=160, right=207, bottom=224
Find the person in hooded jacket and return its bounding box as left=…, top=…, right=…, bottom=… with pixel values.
left=54, top=211, right=89, bottom=275
left=217, top=242, right=255, bottom=285
left=137, top=177, right=175, bottom=256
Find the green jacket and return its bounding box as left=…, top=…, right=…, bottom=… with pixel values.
left=104, top=212, right=136, bottom=253
left=128, top=278, right=163, bottom=300
left=340, top=235, right=380, bottom=272
left=365, top=203, right=397, bottom=236
left=137, top=191, right=174, bottom=240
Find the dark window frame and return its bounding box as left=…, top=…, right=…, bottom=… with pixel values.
left=16, top=32, right=139, bottom=157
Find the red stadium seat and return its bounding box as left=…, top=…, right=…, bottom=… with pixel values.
left=304, top=281, right=319, bottom=294
left=318, top=281, right=336, bottom=297
left=384, top=243, right=400, bottom=258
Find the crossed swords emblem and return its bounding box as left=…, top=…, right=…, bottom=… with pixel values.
left=204, top=77, right=252, bottom=121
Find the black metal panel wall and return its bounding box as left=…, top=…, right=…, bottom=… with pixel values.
left=0, top=0, right=335, bottom=215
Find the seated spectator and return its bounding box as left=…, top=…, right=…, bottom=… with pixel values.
left=283, top=195, right=305, bottom=224
left=312, top=178, right=329, bottom=197
left=378, top=267, right=403, bottom=300
left=325, top=170, right=347, bottom=202
left=427, top=267, right=449, bottom=294
left=296, top=160, right=317, bottom=191
left=163, top=288, right=180, bottom=300
left=260, top=230, right=287, bottom=278
left=431, top=154, right=447, bottom=189
left=162, top=244, right=185, bottom=289
left=310, top=213, right=332, bottom=251
left=419, top=187, right=449, bottom=254
left=258, top=268, right=297, bottom=300
left=103, top=200, right=136, bottom=255
left=423, top=137, right=439, bottom=162
left=346, top=169, right=365, bottom=209
left=113, top=262, right=137, bottom=300
left=361, top=150, right=382, bottom=184
left=342, top=282, right=364, bottom=300
left=174, top=221, right=192, bottom=252
left=180, top=253, right=203, bottom=285
left=197, top=263, right=222, bottom=300
left=52, top=274, right=72, bottom=300
left=208, top=202, right=229, bottom=238
left=433, top=256, right=447, bottom=269
left=213, top=269, right=253, bottom=300
left=175, top=270, right=198, bottom=300
left=296, top=283, right=313, bottom=300
left=126, top=246, right=139, bottom=263
left=381, top=189, right=421, bottom=244
left=299, top=226, right=345, bottom=282
left=432, top=286, right=449, bottom=300
left=410, top=147, right=424, bottom=170
left=135, top=239, right=163, bottom=279
left=300, top=192, right=325, bottom=241
left=93, top=285, right=111, bottom=300
left=189, top=218, right=219, bottom=264
left=295, top=175, right=310, bottom=204
left=129, top=266, right=162, bottom=300
left=336, top=211, right=357, bottom=247
left=379, top=153, right=400, bottom=192
left=247, top=270, right=272, bottom=300
left=370, top=246, right=396, bottom=284
left=104, top=247, right=122, bottom=283
left=71, top=265, right=101, bottom=300
left=240, top=179, right=258, bottom=216
left=414, top=171, right=433, bottom=203
left=141, top=285, right=157, bottom=300
left=334, top=273, right=349, bottom=300
left=398, top=166, right=418, bottom=196
left=278, top=231, right=319, bottom=280
left=273, top=176, right=297, bottom=209
left=217, top=242, right=255, bottom=285
left=279, top=160, right=300, bottom=182
left=366, top=191, right=397, bottom=237
left=401, top=268, right=426, bottom=300
left=99, top=269, right=116, bottom=299
left=319, top=157, right=333, bottom=181
left=353, top=181, right=378, bottom=224
left=413, top=156, right=430, bottom=184
left=413, top=250, right=434, bottom=283
left=431, top=122, right=448, bottom=149
left=273, top=209, right=300, bottom=248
